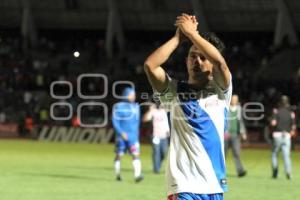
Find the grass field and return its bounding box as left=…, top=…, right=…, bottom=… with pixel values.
left=0, top=140, right=299, bottom=200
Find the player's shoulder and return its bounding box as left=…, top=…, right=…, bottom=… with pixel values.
left=114, top=101, right=124, bottom=107
left=114, top=101, right=128, bottom=109
left=154, top=75, right=178, bottom=101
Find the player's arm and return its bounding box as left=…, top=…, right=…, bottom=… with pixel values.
left=144, top=29, right=182, bottom=93
left=137, top=104, right=141, bottom=127
left=291, top=111, right=297, bottom=137
left=270, top=108, right=278, bottom=127
left=238, top=106, right=247, bottom=140
left=112, top=105, right=128, bottom=140
left=142, top=104, right=155, bottom=122
left=176, top=14, right=231, bottom=90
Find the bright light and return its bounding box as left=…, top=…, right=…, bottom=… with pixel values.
left=73, top=51, right=80, bottom=58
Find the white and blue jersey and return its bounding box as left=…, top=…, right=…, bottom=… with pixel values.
left=112, top=101, right=140, bottom=155
left=157, top=75, right=232, bottom=195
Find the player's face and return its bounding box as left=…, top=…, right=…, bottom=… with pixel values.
left=127, top=92, right=136, bottom=102
left=231, top=95, right=239, bottom=105
left=186, top=46, right=213, bottom=82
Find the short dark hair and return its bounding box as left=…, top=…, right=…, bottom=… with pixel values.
left=279, top=95, right=290, bottom=107
left=200, top=32, right=225, bottom=55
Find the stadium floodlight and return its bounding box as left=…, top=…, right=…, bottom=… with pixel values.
left=73, top=51, right=80, bottom=58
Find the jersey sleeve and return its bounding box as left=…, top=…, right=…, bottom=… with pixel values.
left=153, top=74, right=177, bottom=112
left=214, top=74, right=232, bottom=108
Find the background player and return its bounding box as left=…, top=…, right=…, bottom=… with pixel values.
left=270, top=95, right=296, bottom=180
left=143, top=103, right=170, bottom=174
left=112, top=87, right=143, bottom=182
left=225, top=94, right=247, bottom=177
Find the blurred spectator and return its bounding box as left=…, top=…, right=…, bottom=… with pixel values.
left=143, top=103, right=170, bottom=174
left=72, top=114, right=80, bottom=127
left=25, top=113, right=34, bottom=136
left=39, top=107, right=49, bottom=124
left=0, top=112, right=6, bottom=123
left=225, top=94, right=247, bottom=177
left=270, top=95, right=296, bottom=180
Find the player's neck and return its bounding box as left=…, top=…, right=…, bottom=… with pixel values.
left=187, top=78, right=210, bottom=90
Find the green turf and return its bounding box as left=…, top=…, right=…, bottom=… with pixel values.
left=0, top=140, right=299, bottom=200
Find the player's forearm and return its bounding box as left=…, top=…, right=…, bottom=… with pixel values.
left=187, top=32, right=225, bottom=67
left=112, top=119, right=124, bottom=135
left=142, top=111, right=152, bottom=122
left=187, top=31, right=230, bottom=88
left=144, top=36, right=179, bottom=70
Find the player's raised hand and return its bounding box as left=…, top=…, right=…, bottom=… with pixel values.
left=175, top=27, right=188, bottom=43
left=191, top=15, right=197, bottom=24
left=175, top=13, right=198, bottom=37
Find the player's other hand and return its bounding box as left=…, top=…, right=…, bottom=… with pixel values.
left=121, top=133, right=128, bottom=141
left=290, top=130, right=296, bottom=138
left=241, top=134, right=247, bottom=141
left=175, top=13, right=198, bottom=37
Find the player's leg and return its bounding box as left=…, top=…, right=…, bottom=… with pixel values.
left=152, top=139, right=161, bottom=173
left=281, top=135, right=292, bottom=179
left=114, top=154, right=122, bottom=181
left=114, top=139, right=126, bottom=181
left=161, top=138, right=168, bottom=162
left=231, top=136, right=246, bottom=177
left=158, top=138, right=168, bottom=173
left=271, top=136, right=281, bottom=178
left=129, top=141, right=143, bottom=182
